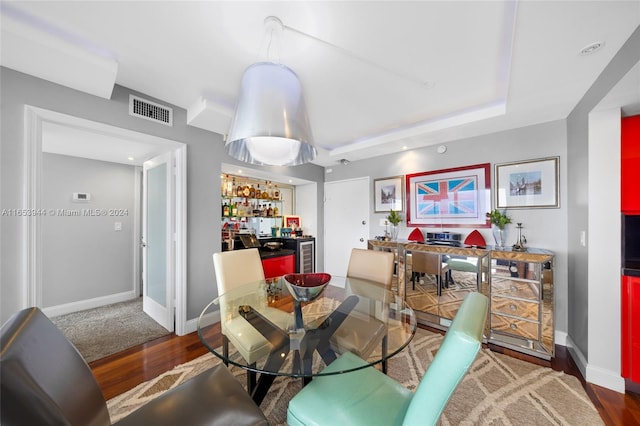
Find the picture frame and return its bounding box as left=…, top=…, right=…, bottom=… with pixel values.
left=406, top=163, right=491, bottom=227
left=373, top=176, right=404, bottom=213
left=283, top=215, right=301, bottom=228
left=495, top=157, right=559, bottom=209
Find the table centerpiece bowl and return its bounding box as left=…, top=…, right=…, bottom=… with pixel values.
left=282, top=273, right=331, bottom=302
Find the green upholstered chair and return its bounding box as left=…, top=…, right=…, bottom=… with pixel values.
left=287, top=291, right=489, bottom=426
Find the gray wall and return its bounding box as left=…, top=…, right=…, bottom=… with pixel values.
left=0, top=67, right=325, bottom=322
left=325, top=120, right=569, bottom=335
left=41, top=153, right=136, bottom=306
left=566, top=24, right=640, bottom=381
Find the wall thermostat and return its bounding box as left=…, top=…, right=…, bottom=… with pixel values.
left=73, top=192, right=91, bottom=202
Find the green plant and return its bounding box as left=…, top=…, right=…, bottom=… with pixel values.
left=386, top=209, right=403, bottom=226
left=486, top=209, right=511, bottom=229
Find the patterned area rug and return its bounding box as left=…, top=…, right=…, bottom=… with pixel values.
left=107, top=328, right=603, bottom=425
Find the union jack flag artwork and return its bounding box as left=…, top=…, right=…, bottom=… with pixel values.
left=415, top=176, right=478, bottom=219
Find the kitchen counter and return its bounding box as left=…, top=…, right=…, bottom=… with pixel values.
left=259, top=248, right=295, bottom=259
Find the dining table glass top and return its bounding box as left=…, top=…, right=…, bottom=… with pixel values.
left=197, top=275, right=417, bottom=378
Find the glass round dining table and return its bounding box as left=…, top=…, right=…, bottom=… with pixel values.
left=197, top=275, right=417, bottom=404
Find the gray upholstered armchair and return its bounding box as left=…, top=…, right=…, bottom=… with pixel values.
left=1, top=307, right=268, bottom=426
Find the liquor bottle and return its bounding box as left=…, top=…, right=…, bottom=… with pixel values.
left=225, top=175, right=232, bottom=197
left=273, top=205, right=279, bottom=217
left=267, top=203, right=273, bottom=217
left=231, top=202, right=238, bottom=217
left=236, top=180, right=243, bottom=197
left=255, top=184, right=261, bottom=199
left=249, top=184, right=256, bottom=198
left=273, top=185, right=280, bottom=200
left=223, top=201, right=230, bottom=217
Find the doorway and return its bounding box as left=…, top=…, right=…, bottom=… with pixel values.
left=324, top=177, right=370, bottom=277
left=23, top=106, right=188, bottom=335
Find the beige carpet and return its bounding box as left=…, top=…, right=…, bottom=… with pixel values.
left=51, top=298, right=170, bottom=363
left=107, top=327, right=603, bottom=425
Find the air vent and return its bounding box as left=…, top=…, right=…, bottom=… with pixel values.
left=129, top=95, right=173, bottom=126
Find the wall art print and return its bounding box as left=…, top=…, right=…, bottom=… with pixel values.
left=406, top=163, right=491, bottom=228
left=373, top=176, right=404, bottom=213
left=495, top=157, right=559, bottom=209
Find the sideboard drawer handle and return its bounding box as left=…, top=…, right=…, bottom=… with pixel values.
left=510, top=285, right=518, bottom=292
left=510, top=323, right=518, bottom=330
left=509, top=304, right=517, bottom=311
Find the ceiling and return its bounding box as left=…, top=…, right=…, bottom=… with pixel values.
left=1, top=1, right=639, bottom=168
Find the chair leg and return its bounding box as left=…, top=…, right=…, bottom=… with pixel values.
left=247, top=363, right=257, bottom=394
left=222, top=335, right=229, bottom=366
left=381, top=334, right=388, bottom=374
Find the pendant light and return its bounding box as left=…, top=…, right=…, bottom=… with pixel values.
left=225, top=17, right=316, bottom=166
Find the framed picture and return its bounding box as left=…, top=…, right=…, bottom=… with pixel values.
left=495, top=157, right=559, bottom=209
left=406, top=163, right=491, bottom=227
left=374, top=176, right=404, bottom=213
left=283, top=215, right=301, bottom=228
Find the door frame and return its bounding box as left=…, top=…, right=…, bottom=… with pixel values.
left=23, top=105, right=188, bottom=335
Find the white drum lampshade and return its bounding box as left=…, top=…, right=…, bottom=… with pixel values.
left=225, top=62, right=316, bottom=166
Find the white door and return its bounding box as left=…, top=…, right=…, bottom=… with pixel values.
left=324, top=177, right=370, bottom=277
left=142, top=152, right=174, bottom=331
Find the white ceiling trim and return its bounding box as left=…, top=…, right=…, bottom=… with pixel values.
left=0, top=3, right=117, bottom=99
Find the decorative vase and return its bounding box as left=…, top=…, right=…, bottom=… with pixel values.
left=390, top=225, right=399, bottom=241
left=492, top=224, right=507, bottom=248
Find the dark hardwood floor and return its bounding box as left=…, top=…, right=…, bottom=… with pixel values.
left=91, top=325, right=640, bottom=425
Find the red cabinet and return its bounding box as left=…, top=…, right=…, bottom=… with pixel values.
left=622, top=275, right=640, bottom=382
left=622, top=115, right=640, bottom=213
left=261, top=255, right=295, bottom=279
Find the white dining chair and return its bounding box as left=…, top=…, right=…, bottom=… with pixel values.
left=212, top=248, right=292, bottom=392
left=328, top=248, right=395, bottom=373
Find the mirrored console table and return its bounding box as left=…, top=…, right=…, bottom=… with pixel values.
left=368, top=240, right=554, bottom=360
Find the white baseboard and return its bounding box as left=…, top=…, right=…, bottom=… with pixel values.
left=565, top=334, right=625, bottom=394
left=566, top=335, right=588, bottom=378
left=42, top=291, right=137, bottom=317
left=587, top=363, right=626, bottom=393
left=184, top=310, right=220, bottom=335
left=554, top=330, right=568, bottom=347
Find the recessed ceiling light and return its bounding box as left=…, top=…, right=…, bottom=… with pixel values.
left=402, top=145, right=408, bottom=150
left=127, top=156, right=135, bottom=161
left=580, top=41, right=604, bottom=56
